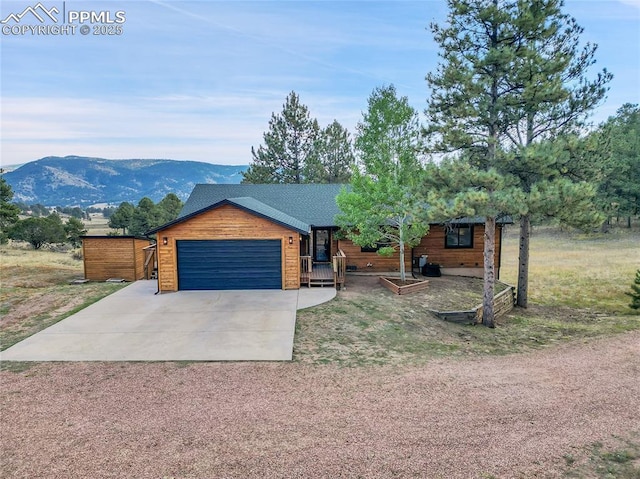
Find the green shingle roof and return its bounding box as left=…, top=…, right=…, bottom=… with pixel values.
left=147, top=183, right=512, bottom=236
left=225, top=197, right=310, bottom=234
left=178, top=183, right=347, bottom=227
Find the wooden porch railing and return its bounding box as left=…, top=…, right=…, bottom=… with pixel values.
left=333, top=249, right=346, bottom=290
left=300, top=252, right=347, bottom=289
left=300, top=256, right=312, bottom=287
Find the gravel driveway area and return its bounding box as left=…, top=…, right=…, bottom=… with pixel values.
left=2, top=331, right=639, bottom=478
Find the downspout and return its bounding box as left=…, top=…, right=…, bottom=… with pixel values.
left=154, top=242, right=160, bottom=295
left=411, top=247, right=417, bottom=279
left=497, top=225, right=503, bottom=281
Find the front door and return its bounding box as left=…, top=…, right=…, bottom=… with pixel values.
left=313, top=229, right=330, bottom=262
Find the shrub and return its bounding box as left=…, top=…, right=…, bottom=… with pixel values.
left=627, top=269, right=640, bottom=310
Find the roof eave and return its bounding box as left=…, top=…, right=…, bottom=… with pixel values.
left=145, top=198, right=310, bottom=236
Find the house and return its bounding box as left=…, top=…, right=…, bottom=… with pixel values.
left=81, top=236, right=155, bottom=282
left=147, top=184, right=511, bottom=293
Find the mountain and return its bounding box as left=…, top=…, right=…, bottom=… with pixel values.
left=3, top=156, right=248, bottom=207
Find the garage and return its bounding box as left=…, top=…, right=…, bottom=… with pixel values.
left=177, top=239, right=282, bottom=290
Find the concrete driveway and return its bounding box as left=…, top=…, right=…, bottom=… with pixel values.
left=1, top=280, right=335, bottom=362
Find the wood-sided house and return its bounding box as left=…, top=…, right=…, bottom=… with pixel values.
left=147, top=184, right=511, bottom=293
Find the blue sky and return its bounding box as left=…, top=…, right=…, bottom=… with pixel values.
left=1, top=0, right=639, bottom=166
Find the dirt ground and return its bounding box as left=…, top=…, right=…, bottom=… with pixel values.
left=2, top=330, right=638, bottom=478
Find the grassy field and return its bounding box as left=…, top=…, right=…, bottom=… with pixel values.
left=294, top=225, right=640, bottom=366
left=0, top=244, right=126, bottom=351
left=500, top=226, right=640, bottom=314
left=83, top=215, right=112, bottom=235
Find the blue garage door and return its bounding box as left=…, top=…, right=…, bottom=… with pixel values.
left=177, top=240, right=282, bottom=290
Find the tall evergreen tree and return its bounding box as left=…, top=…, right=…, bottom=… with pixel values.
left=243, top=91, right=320, bottom=184
left=158, top=193, right=184, bottom=224
left=0, top=175, right=21, bottom=244
left=65, top=216, right=87, bottom=248
left=595, top=104, right=640, bottom=225
left=129, top=197, right=158, bottom=237
left=426, top=0, right=518, bottom=326
left=426, top=0, right=611, bottom=319
left=108, top=202, right=135, bottom=235
left=497, top=0, right=612, bottom=307
left=307, top=120, right=354, bottom=183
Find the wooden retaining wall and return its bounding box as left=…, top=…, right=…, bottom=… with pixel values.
left=431, top=282, right=515, bottom=325
left=473, top=285, right=516, bottom=324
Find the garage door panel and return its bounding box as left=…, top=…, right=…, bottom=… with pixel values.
left=177, top=240, right=282, bottom=290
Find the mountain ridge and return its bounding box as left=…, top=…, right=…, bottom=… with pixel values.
left=3, top=156, right=248, bottom=207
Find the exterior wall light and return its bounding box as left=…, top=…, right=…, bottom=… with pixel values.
left=289, top=236, right=293, bottom=244
left=162, top=237, right=168, bottom=246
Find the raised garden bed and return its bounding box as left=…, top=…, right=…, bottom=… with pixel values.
left=379, top=276, right=429, bottom=295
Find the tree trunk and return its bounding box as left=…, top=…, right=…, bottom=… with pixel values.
left=516, top=214, right=530, bottom=308
left=482, top=216, right=496, bottom=328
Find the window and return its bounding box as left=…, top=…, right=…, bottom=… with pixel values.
left=360, top=241, right=391, bottom=253
left=445, top=225, right=473, bottom=248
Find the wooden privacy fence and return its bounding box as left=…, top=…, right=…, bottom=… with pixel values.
left=142, top=244, right=157, bottom=279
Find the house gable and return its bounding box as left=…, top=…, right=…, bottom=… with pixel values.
left=155, top=203, right=301, bottom=292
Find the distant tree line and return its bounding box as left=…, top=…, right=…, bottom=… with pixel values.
left=12, top=202, right=119, bottom=221
left=0, top=177, right=184, bottom=248
left=0, top=177, right=87, bottom=249
left=107, top=194, right=183, bottom=237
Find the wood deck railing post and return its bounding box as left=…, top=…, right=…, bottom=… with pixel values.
left=332, top=249, right=346, bottom=289
left=300, top=256, right=312, bottom=287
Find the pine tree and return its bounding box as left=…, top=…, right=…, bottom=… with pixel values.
left=108, top=202, right=135, bottom=235
left=65, top=216, right=87, bottom=248
left=627, top=270, right=640, bottom=310
left=595, top=104, right=640, bottom=225
left=129, top=197, right=158, bottom=237
left=426, top=0, right=611, bottom=322
left=493, top=0, right=611, bottom=308
left=10, top=213, right=66, bottom=249
left=158, top=193, right=184, bottom=224
left=243, top=91, right=320, bottom=184
left=0, top=175, right=21, bottom=244
left=309, top=120, right=354, bottom=183
left=426, top=0, right=519, bottom=327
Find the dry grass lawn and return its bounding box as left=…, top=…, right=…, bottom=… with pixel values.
left=83, top=215, right=113, bottom=235
left=500, top=226, right=640, bottom=313
left=294, top=226, right=640, bottom=366
left=0, top=244, right=126, bottom=350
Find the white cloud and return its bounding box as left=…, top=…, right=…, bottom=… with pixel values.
left=0, top=92, right=365, bottom=166
left=618, top=0, right=640, bottom=10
